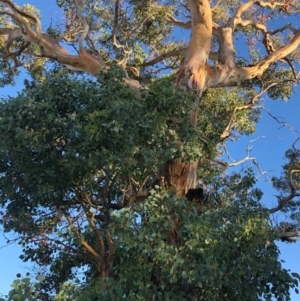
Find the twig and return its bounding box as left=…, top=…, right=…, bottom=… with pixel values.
left=261, top=105, right=295, bottom=131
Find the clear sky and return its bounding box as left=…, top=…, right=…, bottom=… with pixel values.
left=0, top=0, right=300, bottom=299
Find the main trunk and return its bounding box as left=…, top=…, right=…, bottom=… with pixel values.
left=159, top=159, right=198, bottom=197
left=176, top=0, right=212, bottom=93
left=167, top=0, right=212, bottom=196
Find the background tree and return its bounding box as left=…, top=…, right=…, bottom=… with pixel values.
left=0, top=0, right=300, bottom=300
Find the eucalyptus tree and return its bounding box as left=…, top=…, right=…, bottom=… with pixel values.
left=0, top=0, right=300, bottom=300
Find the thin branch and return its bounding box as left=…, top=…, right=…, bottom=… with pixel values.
left=166, top=14, right=191, bottom=29
left=223, top=137, right=268, bottom=176
left=167, top=14, right=220, bottom=37
left=127, top=15, right=151, bottom=38
left=2, top=0, right=42, bottom=40
left=220, top=83, right=278, bottom=140
left=141, top=47, right=219, bottom=68
left=73, top=185, right=105, bottom=259
left=259, top=106, right=296, bottom=134
left=269, top=153, right=300, bottom=214
left=142, top=48, right=186, bottom=67
left=111, top=0, right=132, bottom=67
left=74, top=0, right=89, bottom=51
left=292, top=137, right=300, bottom=149
left=232, top=0, right=288, bottom=30
left=268, top=23, right=298, bottom=36
left=262, top=31, right=299, bottom=80
left=236, top=18, right=267, bottom=33
left=211, top=0, right=225, bottom=11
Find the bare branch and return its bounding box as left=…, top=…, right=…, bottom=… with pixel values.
left=223, top=137, right=268, bottom=176
left=292, top=137, right=300, bottom=149
left=167, top=14, right=220, bottom=36
left=211, top=0, right=226, bottom=11
left=166, top=14, right=191, bottom=29
left=262, top=30, right=299, bottom=80
left=208, top=28, right=300, bottom=88
left=259, top=106, right=297, bottom=134
left=235, top=18, right=267, bottom=33
left=59, top=207, right=104, bottom=267
left=255, top=0, right=289, bottom=10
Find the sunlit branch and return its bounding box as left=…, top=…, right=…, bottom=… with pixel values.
left=167, top=14, right=220, bottom=37
left=166, top=14, right=191, bottom=29
left=232, top=0, right=288, bottom=30
left=60, top=207, right=100, bottom=260
left=211, top=0, right=225, bottom=11
left=236, top=18, right=267, bottom=32
left=72, top=185, right=105, bottom=260
left=220, top=83, right=277, bottom=140
left=262, top=31, right=299, bottom=79
left=2, top=0, right=42, bottom=40
left=111, top=0, right=132, bottom=67
left=74, top=0, right=89, bottom=51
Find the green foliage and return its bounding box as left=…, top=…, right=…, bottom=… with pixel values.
left=105, top=190, right=296, bottom=301
left=0, top=275, right=45, bottom=301
left=0, top=0, right=300, bottom=299
left=0, top=69, right=202, bottom=295
left=49, top=184, right=299, bottom=301
left=0, top=67, right=299, bottom=300
left=0, top=69, right=198, bottom=207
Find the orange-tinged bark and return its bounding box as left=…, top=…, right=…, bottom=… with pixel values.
left=159, top=159, right=198, bottom=197
left=176, top=0, right=212, bottom=93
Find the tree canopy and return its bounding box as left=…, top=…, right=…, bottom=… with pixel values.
left=0, top=0, right=300, bottom=300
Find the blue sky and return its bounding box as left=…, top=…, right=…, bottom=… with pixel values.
left=0, top=0, right=300, bottom=299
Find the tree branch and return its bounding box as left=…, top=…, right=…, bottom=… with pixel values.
left=142, top=48, right=186, bottom=67
left=232, top=0, right=288, bottom=29
left=220, top=83, right=277, bottom=140
left=111, top=0, right=132, bottom=67
left=223, top=137, right=268, bottom=176
left=269, top=140, right=300, bottom=214
left=166, top=14, right=191, bottom=29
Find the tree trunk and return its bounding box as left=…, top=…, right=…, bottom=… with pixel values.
left=159, top=159, right=198, bottom=197
left=165, top=0, right=212, bottom=196
left=176, top=0, right=212, bottom=93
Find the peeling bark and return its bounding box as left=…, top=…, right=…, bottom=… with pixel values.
left=159, top=159, right=198, bottom=197
left=170, top=0, right=213, bottom=196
